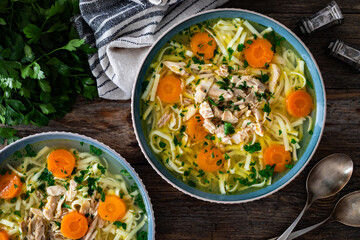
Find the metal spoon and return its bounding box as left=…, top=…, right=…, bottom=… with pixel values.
left=276, top=153, right=353, bottom=240
left=274, top=190, right=360, bottom=240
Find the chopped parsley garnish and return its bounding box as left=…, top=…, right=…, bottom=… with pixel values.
left=137, top=231, right=148, bottom=240
left=246, top=40, right=253, bottom=45
left=224, top=122, right=235, bottom=135
left=62, top=203, right=72, bottom=209
left=159, top=142, right=167, bottom=148
left=237, top=44, right=245, bottom=52
left=291, top=139, right=297, bottom=144
left=309, top=130, right=313, bottom=135
left=257, top=73, right=270, bottom=83
left=113, top=221, right=127, bottom=230
left=188, top=180, right=197, bottom=187
left=39, top=168, right=55, bottom=186
left=90, top=145, right=102, bottom=156
left=244, top=142, right=262, bottom=154
left=207, top=97, right=218, bottom=106
left=25, top=144, right=37, bottom=157
left=262, top=102, right=271, bottom=114
left=243, top=60, right=249, bottom=68
left=14, top=210, right=21, bottom=217
left=285, top=164, right=294, bottom=169
left=259, top=164, right=275, bottom=179
left=191, top=56, right=205, bottom=64
left=216, top=159, right=222, bottom=166
left=279, top=130, right=282, bottom=135
left=197, top=170, right=205, bottom=177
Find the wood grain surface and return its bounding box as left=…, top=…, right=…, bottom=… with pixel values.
left=2, top=0, right=360, bottom=239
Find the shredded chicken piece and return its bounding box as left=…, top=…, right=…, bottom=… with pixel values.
left=65, top=180, right=77, bottom=202
left=194, top=78, right=214, bottom=103
left=54, top=197, right=65, bottom=219
left=83, top=215, right=99, bottom=240
left=30, top=208, right=44, bottom=217
left=203, top=118, right=216, bottom=134
left=221, top=110, right=238, bottom=124
left=163, top=61, right=189, bottom=76
left=183, top=98, right=193, bottom=105
left=252, top=108, right=262, bottom=122
left=236, top=75, right=266, bottom=93
left=43, top=196, right=60, bottom=220
left=208, top=84, right=234, bottom=101
left=231, top=130, right=249, bottom=144
left=157, top=111, right=171, bottom=128
left=215, top=125, right=232, bottom=145
left=183, top=106, right=197, bottom=121
left=215, top=65, right=229, bottom=77
left=27, top=213, right=47, bottom=240
left=79, top=200, right=91, bottom=215
left=199, top=101, right=214, bottom=119
left=269, top=63, right=281, bottom=93
left=251, top=122, right=264, bottom=137
left=46, top=185, right=66, bottom=196
left=212, top=106, right=223, bottom=118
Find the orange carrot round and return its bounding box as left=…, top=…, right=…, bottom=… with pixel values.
left=264, top=145, right=291, bottom=172
left=244, top=38, right=274, bottom=68
left=156, top=75, right=182, bottom=104
left=60, top=211, right=88, bottom=239
left=98, top=195, right=127, bottom=222
left=186, top=114, right=208, bottom=142
left=0, top=230, right=9, bottom=240
left=286, top=90, right=313, bottom=117
left=190, top=32, right=217, bottom=60
left=197, top=146, right=223, bottom=172
left=0, top=171, right=23, bottom=199
left=47, top=149, right=76, bottom=178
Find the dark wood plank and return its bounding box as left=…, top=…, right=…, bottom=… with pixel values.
left=1, top=1, right=360, bottom=239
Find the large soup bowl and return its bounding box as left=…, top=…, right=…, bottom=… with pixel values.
left=131, top=9, right=326, bottom=203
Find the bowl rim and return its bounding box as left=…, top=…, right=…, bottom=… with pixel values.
left=0, top=131, right=156, bottom=239
left=131, top=8, right=326, bottom=204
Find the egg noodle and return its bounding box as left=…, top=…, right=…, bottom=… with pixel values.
left=0, top=145, right=147, bottom=239
left=141, top=18, right=314, bottom=194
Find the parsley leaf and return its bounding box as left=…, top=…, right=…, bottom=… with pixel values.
left=244, top=142, right=262, bottom=154
left=224, top=122, right=235, bottom=135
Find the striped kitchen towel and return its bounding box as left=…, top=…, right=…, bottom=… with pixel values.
left=74, top=0, right=229, bottom=100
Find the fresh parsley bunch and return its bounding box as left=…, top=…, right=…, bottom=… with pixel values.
left=0, top=0, right=97, bottom=144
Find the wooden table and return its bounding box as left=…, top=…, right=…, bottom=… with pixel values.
left=2, top=0, right=360, bottom=239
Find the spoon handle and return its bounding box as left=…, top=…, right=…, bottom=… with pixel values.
left=268, top=216, right=330, bottom=240
left=276, top=202, right=311, bottom=240
left=285, top=217, right=330, bottom=240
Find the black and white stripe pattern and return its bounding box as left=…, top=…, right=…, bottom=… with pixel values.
left=74, top=0, right=228, bottom=100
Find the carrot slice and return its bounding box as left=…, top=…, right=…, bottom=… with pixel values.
left=0, top=171, right=23, bottom=199
left=0, top=230, right=9, bottom=240
left=47, top=149, right=76, bottom=178
left=244, top=38, right=274, bottom=68
left=197, top=146, right=223, bottom=172
left=98, top=195, right=127, bottom=222
left=186, top=114, right=208, bottom=142
left=60, top=211, right=88, bottom=239
left=286, top=90, right=313, bottom=117
left=190, top=32, right=217, bottom=60
left=156, top=75, right=182, bottom=104
left=263, top=145, right=291, bottom=172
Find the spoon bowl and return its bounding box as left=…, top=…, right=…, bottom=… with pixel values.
left=306, top=153, right=354, bottom=201
left=333, top=190, right=360, bottom=227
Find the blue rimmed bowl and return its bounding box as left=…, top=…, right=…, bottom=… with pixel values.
left=0, top=132, right=155, bottom=238
left=131, top=9, right=326, bottom=203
